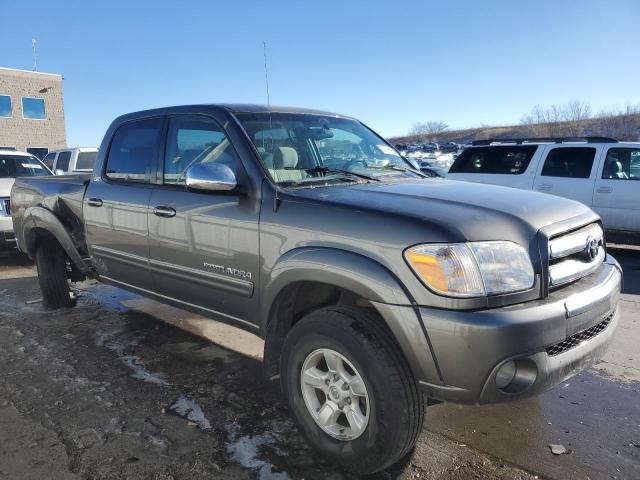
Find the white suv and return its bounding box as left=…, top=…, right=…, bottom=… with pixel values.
left=447, top=137, right=640, bottom=244
left=43, top=147, right=98, bottom=175
left=0, top=149, right=52, bottom=247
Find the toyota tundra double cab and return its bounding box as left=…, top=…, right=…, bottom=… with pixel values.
left=11, top=104, right=622, bottom=474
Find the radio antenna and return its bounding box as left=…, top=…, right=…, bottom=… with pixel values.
left=263, top=41, right=271, bottom=106
left=32, top=38, right=38, bottom=72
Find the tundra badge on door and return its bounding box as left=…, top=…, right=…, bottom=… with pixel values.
left=203, top=262, right=252, bottom=280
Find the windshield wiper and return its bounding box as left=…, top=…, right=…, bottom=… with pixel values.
left=285, top=166, right=380, bottom=182
left=365, top=162, right=428, bottom=178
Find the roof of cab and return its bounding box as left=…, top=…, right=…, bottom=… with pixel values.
left=220, top=103, right=345, bottom=117
left=113, top=104, right=349, bottom=123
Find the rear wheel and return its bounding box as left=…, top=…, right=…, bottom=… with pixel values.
left=35, top=242, right=73, bottom=309
left=281, top=306, right=425, bottom=474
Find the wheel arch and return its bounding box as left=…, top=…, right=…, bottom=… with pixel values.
left=21, top=206, right=92, bottom=277
left=260, top=248, right=439, bottom=383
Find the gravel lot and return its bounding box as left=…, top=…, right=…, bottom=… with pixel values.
left=0, top=247, right=638, bottom=480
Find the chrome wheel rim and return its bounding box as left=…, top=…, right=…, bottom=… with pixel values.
left=300, top=348, right=370, bottom=441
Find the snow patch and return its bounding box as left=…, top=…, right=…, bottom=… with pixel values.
left=95, top=329, right=167, bottom=385
left=170, top=394, right=211, bottom=430
left=225, top=423, right=290, bottom=480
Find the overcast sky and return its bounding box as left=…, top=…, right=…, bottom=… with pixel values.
left=2, top=0, right=639, bottom=146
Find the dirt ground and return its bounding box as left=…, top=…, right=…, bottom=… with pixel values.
left=0, top=247, right=638, bottom=480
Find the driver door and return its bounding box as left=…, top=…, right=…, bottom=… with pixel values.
left=148, top=114, right=260, bottom=326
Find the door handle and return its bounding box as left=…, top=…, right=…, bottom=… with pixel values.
left=596, top=186, right=613, bottom=194
left=153, top=206, right=176, bottom=218
left=87, top=198, right=103, bottom=207
left=537, top=183, right=552, bottom=191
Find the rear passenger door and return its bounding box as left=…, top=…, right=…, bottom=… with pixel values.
left=84, top=117, right=164, bottom=292
left=592, top=146, right=640, bottom=232
left=533, top=146, right=599, bottom=206
left=148, top=114, right=260, bottom=326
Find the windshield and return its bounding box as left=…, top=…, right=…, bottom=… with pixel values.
left=235, top=112, right=421, bottom=186
left=0, top=155, right=51, bottom=178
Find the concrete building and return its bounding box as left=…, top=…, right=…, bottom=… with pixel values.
left=0, top=67, right=66, bottom=158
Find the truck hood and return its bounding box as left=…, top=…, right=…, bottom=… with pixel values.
left=285, top=179, right=596, bottom=243
left=0, top=178, right=15, bottom=197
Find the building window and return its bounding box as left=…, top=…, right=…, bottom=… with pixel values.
left=22, top=97, right=46, bottom=119
left=0, top=95, right=11, bottom=118
left=26, top=147, right=49, bottom=160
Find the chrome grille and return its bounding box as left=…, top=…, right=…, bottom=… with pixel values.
left=548, top=223, right=604, bottom=287
left=546, top=311, right=614, bottom=356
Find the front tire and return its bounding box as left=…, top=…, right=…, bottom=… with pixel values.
left=35, top=242, right=73, bottom=309
left=281, top=306, right=424, bottom=475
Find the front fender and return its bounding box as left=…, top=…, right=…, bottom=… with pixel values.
left=21, top=206, right=92, bottom=276
left=261, top=247, right=412, bottom=321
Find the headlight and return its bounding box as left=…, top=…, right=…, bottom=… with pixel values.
left=404, top=241, right=534, bottom=297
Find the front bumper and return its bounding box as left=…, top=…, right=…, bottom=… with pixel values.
left=416, top=254, right=622, bottom=404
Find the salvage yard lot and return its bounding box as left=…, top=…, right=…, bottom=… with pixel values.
left=0, top=248, right=638, bottom=480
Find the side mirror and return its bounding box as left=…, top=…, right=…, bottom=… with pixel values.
left=54, top=169, right=65, bottom=176
left=185, top=163, right=237, bottom=193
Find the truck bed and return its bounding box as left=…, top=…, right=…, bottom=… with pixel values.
left=11, top=174, right=91, bottom=256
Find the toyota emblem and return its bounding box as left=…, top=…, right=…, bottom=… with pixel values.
left=585, top=236, right=600, bottom=260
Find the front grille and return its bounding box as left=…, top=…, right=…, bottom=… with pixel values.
left=548, top=223, right=605, bottom=288
left=545, top=311, right=614, bottom=356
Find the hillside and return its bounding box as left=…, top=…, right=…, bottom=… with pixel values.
left=389, top=110, right=640, bottom=144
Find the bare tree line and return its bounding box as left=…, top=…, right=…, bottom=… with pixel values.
left=397, top=100, right=640, bottom=144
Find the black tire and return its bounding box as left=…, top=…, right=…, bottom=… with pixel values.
left=35, top=242, right=73, bottom=309
left=281, top=306, right=425, bottom=475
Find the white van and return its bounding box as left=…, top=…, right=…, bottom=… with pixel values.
left=43, top=147, right=98, bottom=175
left=447, top=137, right=640, bottom=245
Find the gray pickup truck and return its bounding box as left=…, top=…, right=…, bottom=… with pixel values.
left=11, top=104, right=622, bottom=474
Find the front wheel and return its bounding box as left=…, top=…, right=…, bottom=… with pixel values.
left=281, top=306, right=425, bottom=475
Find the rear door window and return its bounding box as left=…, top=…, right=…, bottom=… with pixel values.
left=56, top=151, right=71, bottom=171
left=601, top=148, right=640, bottom=180
left=541, top=147, right=596, bottom=178
left=105, top=118, right=163, bottom=183
left=449, top=146, right=537, bottom=174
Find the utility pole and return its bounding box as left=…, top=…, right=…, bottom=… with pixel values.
left=32, top=38, right=38, bottom=72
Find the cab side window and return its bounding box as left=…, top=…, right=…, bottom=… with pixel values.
left=541, top=147, right=596, bottom=178
left=164, top=116, right=240, bottom=186
left=602, top=148, right=640, bottom=180
left=105, top=118, right=163, bottom=183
